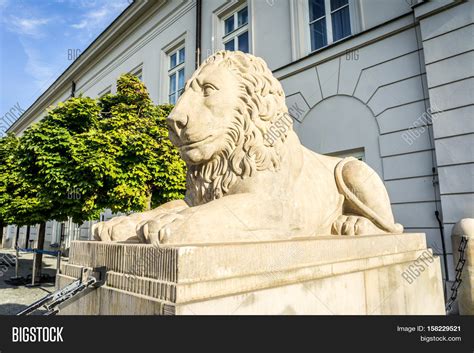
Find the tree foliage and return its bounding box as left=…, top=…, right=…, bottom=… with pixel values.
left=18, top=97, right=102, bottom=224
left=0, top=133, right=49, bottom=227
left=78, top=74, right=186, bottom=213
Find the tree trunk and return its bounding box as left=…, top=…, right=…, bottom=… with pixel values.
left=14, top=225, right=20, bottom=248
left=0, top=221, right=4, bottom=247
left=24, top=225, right=31, bottom=248
left=60, top=222, right=65, bottom=245
left=33, top=222, right=46, bottom=284
left=145, top=191, right=153, bottom=211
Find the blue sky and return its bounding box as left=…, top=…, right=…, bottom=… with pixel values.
left=0, top=0, right=130, bottom=130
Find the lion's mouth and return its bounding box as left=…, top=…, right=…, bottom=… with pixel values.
left=179, top=135, right=213, bottom=149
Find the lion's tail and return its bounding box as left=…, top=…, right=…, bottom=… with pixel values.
left=335, top=157, right=404, bottom=234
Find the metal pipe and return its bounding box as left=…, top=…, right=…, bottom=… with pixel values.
left=435, top=211, right=449, bottom=278
left=195, top=0, right=202, bottom=69
left=56, top=250, right=62, bottom=278
left=31, top=252, right=37, bottom=286
left=71, top=81, right=76, bottom=97
left=16, top=292, right=54, bottom=316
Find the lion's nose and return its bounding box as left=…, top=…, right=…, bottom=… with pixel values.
left=168, top=112, right=189, bottom=133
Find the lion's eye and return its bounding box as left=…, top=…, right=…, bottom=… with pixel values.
left=203, top=84, right=217, bottom=97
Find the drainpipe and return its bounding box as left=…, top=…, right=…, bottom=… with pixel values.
left=435, top=210, right=449, bottom=279
left=71, top=81, right=76, bottom=98
left=195, top=0, right=202, bottom=69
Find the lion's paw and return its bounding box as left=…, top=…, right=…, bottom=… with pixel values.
left=93, top=216, right=140, bottom=242
left=331, top=215, right=380, bottom=236
left=140, top=213, right=185, bottom=247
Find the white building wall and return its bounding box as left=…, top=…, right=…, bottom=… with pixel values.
left=416, top=1, right=474, bottom=282
left=276, top=16, right=448, bottom=277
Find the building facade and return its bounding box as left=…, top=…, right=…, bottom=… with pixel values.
left=3, top=0, right=473, bottom=288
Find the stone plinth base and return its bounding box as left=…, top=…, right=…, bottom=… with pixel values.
left=57, top=233, right=445, bottom=315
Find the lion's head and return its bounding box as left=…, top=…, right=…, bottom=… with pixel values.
left=167, top=51, right=293, bottom=205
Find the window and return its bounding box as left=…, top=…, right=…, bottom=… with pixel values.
left=222, top=5, right=249, bottom=53
left=327, top=148, right=365, bottom=161
left=309, top=0, right=351, bottom=51
left=168, top=46, right=185, bottom=105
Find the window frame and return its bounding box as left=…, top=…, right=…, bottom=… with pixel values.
left=291, top=0, right=360, bottom=59
left=130, top=67, right=143, bottom=81
left=211, top=0, right=253, bottom=56
left=327, top=147, right=365, bottom=161
left=307, top=0, right=352, bottom=52
left=167, top=45, right=186, bottom=105
left=222, top=3, right=249, bottom=52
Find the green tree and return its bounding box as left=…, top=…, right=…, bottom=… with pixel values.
left=0, top=133, right=49, bottom=228
left=0, top=133, right=18, bottom=231
left=0, top=133, right=51, bottom=260
left=0, top=74, right=186, bottom=248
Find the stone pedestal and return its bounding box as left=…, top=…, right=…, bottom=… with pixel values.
left=57, top=233, right=445, bottom=315
left=451, top=218, right=474, bottom=315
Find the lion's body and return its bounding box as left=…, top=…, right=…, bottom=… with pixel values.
left=94, top=51, right=403, bottom=245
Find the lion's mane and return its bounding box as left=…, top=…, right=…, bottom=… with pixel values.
left=184, top=51, right=293, bottom=206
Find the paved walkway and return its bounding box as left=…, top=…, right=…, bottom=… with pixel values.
left=0, top=248, right=67, bottom=315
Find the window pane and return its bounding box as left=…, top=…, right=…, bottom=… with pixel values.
left=238, top=31, right=249, bottom=53
left=169, top=73, right=176, bottom=94
left=309, top=0, right=325, bottom=22
left=332, top=6, right=351, bottom=41
left=178, top=48, right=185, bottom=64
left=170, top=53, right=177, bottom=69
left=224, top=15, right=234, bottom=35
left=310, top=18, right=327, bottom=51
left=169, top=93, right=176, bottom=105
left=330, top=0, right=348, bottom=10
left=224, top=39, right=235, bottom=51
left=178, top=69, right=185, bottom=90
left=237, top=7, right=248, bottom=27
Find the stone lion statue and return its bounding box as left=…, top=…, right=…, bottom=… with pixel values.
left=93, top=51, right=403, bottom=246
